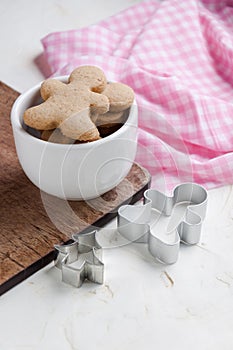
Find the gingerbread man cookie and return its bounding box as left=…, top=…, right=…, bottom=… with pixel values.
left=23, top=66, right=109, bottom=141
left=101, top=82, right=134, bottom=112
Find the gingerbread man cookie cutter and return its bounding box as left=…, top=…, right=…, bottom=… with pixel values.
left=54, top=230, right=104, bottom=288
left=118, top=183, right=208, bottom=264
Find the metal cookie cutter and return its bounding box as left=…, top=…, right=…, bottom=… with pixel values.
left=118, top=183, right=208, bottom=264
left=54, top=230, right=104, bottom=288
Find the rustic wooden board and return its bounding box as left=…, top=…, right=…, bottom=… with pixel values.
left=0, top=82, right=151, bottom=296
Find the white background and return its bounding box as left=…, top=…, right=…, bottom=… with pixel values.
left=1, top=1, right=233, bottom=349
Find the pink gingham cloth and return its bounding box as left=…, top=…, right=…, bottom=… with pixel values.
left=40, top=0, right=233, bottom=190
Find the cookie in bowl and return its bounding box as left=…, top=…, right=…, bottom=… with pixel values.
left=11, top=65, right=138, bottom=200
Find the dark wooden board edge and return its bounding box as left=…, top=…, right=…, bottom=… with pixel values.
left=0, top=175, right=151, bottom=296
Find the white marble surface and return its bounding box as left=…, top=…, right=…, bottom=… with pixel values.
left=1, top=1, right=233, bottom=349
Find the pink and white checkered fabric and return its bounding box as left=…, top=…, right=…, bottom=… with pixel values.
left=40, top=0, right=233, bottom=190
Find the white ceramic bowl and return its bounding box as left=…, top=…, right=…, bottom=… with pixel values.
left=11, top=77, right=138, bottom=200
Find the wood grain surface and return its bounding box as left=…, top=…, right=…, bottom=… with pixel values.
left=0, top=82, right=150, bottom=296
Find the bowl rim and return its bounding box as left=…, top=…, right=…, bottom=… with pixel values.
left=11, top=75, right=137, bottom=149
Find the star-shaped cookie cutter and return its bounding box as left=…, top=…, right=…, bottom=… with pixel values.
left=54, top=230, right=104, bottom=287
left=118, top=183, right=208, bottom=264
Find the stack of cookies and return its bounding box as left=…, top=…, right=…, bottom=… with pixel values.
left=23, top=66, right=134, bottom=144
